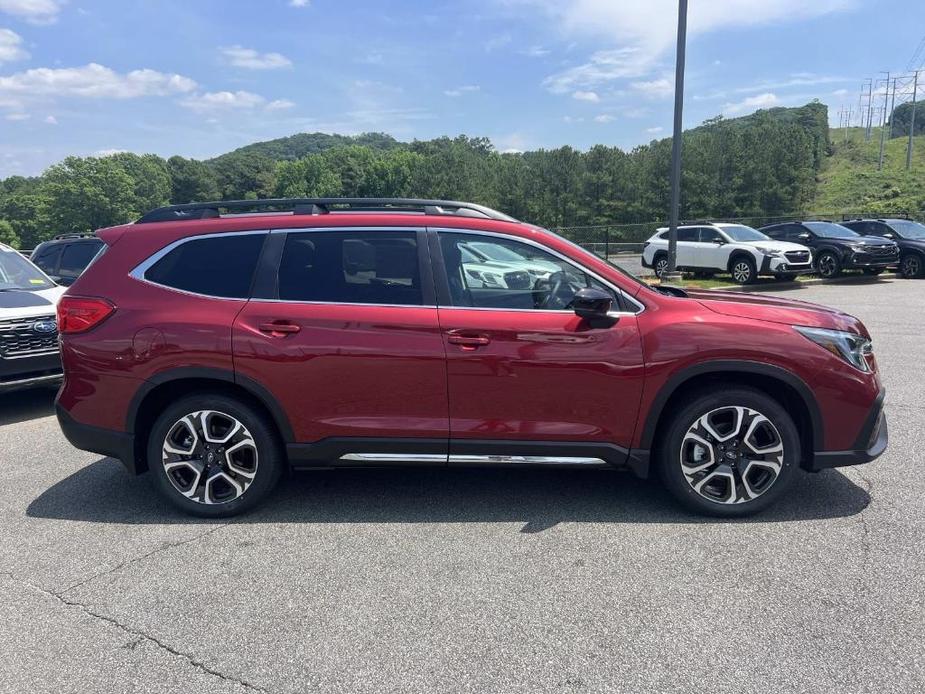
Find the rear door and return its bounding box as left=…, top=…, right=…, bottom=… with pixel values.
left=696, top=227, right=729, bottom=270
left=233, top=227, right=449, bottom=463
left=432, top=229, right=645, bottom=464
left=674, top=227, right=700, bottom=267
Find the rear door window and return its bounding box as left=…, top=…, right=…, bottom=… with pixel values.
left=278, top=230, right=423, bottom=306
left=144, top=233, right=266, bottom=298
left=32, top=244, right=63, bottom=276
left=58, top=242, right=104, bottom=282
left=676, top=228, right=699, bottom=242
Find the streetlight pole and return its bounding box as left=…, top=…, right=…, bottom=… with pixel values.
left=664, top=0, right=688, bottom=283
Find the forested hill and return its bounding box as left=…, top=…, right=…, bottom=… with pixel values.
left=0, top=102, right=838, bottom=248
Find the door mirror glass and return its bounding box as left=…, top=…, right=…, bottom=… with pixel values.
left=712, top=238, right=725, bottom=245
left=883, top=232, right=896, bottom=239
left=798, top=232, right=811, bottom=240
left=572, top=287, right=613, bottom=320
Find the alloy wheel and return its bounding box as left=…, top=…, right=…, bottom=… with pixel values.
left=161, top=410, right=259, bottom=505
left=732, top=261, right=752, bottom=284
left=818, top=254, right=837, bottom=278
left=902, top=254, right=921, bottom=278
left=679, top=405, right=784, bottom=505
left=655, top=257, right=669, bottom=278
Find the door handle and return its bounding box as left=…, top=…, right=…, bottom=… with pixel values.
left=446, top=330, right=491, bottom=350
left=258, top=321, right=301, bottom=337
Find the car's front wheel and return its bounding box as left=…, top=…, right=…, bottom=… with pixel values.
left=816, top=251, right=842, bottom=278
left=729, top=256, right=756, bottom=285
left=653, top=254, right=670, bottom=278
left=900, top=252, right=923, bottom=278
left=656, top=387, right=799, bottom=517
left=147, top=394, right=284, bottom=517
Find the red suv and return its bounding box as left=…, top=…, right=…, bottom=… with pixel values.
left=55, top=198, right=887, bottom=518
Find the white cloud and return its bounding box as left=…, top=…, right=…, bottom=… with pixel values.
left=0, top=0, right=65, bottom=24
left=484, top=33, right=512, bottom=52
left=571, top=89, right=599, bottom=102
left=220, top=45, right=292, bottom=70
left=289, top=0, right=310, bottom=6
left=521, top=45, right=550, bottom=57
left=5, top=111, right=28, bottom=120
left=723, top=92, right=778, bottom=115
left=43, top=113, right=56, bottom=124
left=631, top=77, right=673, bottom=99
left=443, top=85, right=480, bottom=97
left=179, top=90, right=266, bottom=113
left=0, top=27, right=28, bottom=63
left=832, top=88, right=849, bottom=97
left=0, top=63, right=197, bottom=105
left=645, top=126, right=664, bottom=133
left=594, top=114, right=615, bottom=123
left=544, top=48, right=652, bottom=94
left=266, top=98, right=295, bottom=111
left=562, top=115, right=584, bottom=123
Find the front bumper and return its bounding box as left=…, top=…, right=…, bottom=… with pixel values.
left=843, top=250, right=900, bottom=269
left=760, top=255, right=814, bottom=275
left=808, top=389, right=888, bottom=471
left=0, top=350, right=62, bottom=393
left=56, top=403, right=140, bottom=474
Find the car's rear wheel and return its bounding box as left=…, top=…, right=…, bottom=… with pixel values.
left=656, top=387, right=799, bottom=517
left=653, top=254, right=669, bottom=278
left=816, top=251, right=841, bottom=278
left=900, top=252, right=923, bottom=278
left=729, top=256, right=756, bottom=285
left=147, top=394, right=283, bottom=517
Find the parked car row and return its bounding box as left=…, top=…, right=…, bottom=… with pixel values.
left=642, top=218, right=924, bottom=284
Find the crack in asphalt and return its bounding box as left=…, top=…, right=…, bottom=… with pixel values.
left=61, top=522, right=230, bottom=594
left=3, top=571, right=268, bottom=693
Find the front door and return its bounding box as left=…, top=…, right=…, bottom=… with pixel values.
left=233, top=228, right=449, bottom=463
left=433, top=230, right=645, bottom=465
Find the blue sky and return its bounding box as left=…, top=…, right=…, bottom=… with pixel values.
left=1, top=0, right=923, bottom=177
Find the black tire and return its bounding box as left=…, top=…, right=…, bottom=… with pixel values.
left=816, top=251, right=842, bottom=279
left=729, top=255, right=756, bottom=285
left=773, top=273, right=796, bottom=282
left=900, top=252, right=924, bottom=279
left=653, top=253, right=669, bottom=279
left=147, top=394, right=284, bottom=518
left=656, top=387, right=800, bottom=517
left=862, top=268, right=884, bottom=276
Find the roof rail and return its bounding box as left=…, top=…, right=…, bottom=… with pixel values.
left=53, top=232, right=97, bottom=241
left=136, top=198, right=518, bottom=224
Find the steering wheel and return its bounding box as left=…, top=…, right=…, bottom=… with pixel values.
left=535, top=271, right=579, bottom=309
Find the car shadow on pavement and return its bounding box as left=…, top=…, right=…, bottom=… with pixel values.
left=26, top=458, right=870, bottom=531
left=0, top=388, right=57, bottom=426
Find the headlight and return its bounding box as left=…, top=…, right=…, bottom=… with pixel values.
left=849, top=244, right=867, bottom=252
left=756, top=246, right=782, bottom=257
left=793, top=326, right=872, bottom=372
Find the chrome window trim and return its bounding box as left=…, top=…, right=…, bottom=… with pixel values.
left=432, top=227, right=645, bottom=315
left=129, top=230, right=269, bottom=301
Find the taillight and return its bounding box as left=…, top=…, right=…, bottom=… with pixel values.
left=57, top=296, right=116, bottom=334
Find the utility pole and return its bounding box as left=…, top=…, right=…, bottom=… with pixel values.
left=664, top=0, right=688, bottom=283
left=865, top=79, right=874, bottom=141
left=888, top=77, right=897, bottom=139
left=878, top=72, right=890, bottom=170
left=845, top=107, right=852, bottom=142
left=908, top=70, right=919, bottom=170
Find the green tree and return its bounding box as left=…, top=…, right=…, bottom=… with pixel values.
left=167, top=156, right=221, bottom=203
left=43, top=156, right=137, bottom=232
left=275, top=155, right=341, bottom=197
left=0, top=220, right=20, bottom=248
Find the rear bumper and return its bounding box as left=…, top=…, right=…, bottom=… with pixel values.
left=808, top=389, right=888, bottom=471
left=55, top=403, right=140, bottom=474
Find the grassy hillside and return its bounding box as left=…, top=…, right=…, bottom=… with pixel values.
left=816, top=126, right=925, bottom=214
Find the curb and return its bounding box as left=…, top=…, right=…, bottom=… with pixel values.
left=711, top=272, right=901, bottom=292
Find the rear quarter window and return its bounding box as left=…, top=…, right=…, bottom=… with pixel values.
left=143, top=233, right=266, bottom=298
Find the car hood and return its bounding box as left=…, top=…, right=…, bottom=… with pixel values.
left=687, top=288, right=867, bottom=335
left=0, top=285, right=65, bottom=320
left=837, top=237, right=896, bottom=248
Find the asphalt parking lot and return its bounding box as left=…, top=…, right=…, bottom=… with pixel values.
left=1, top=277, right=923, bottom=694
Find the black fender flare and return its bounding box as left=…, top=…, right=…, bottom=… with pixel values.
left=126, top=366, right=295, bottom=442
left=639, top=359, right=824, bottom=451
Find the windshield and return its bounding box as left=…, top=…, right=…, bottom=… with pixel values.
left=464, top=241, right=529, bottom=263
left=0, top=247, right=55, bottom=291
left=888, top=220, right=925, bottom=239
left=804, top=221, right=860, bottom=238
left=718, top=224, right=770, bottom=242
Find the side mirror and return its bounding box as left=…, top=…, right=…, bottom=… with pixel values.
left=573, top=287, right=614, bottom=322
left=798, top=232, right=811, bottom=240
left=883, top=232, right=896, bottom=239
left=712, top=238, right=725, bottom=245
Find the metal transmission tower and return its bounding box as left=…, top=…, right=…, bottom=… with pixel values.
left=908, top=70, right=920, bottom=170
left=878, top=72, right=890, bottom=170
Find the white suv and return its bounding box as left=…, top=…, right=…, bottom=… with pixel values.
left=642, top=223, right=814, bottom=284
